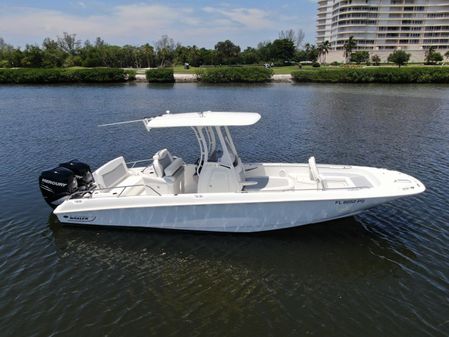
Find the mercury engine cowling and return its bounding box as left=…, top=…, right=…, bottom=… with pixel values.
left=39, top=167, right=78, bottom=208
left=59, top=160, right=93, bottom=190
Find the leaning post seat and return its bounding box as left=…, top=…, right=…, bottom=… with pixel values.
left=92, top=156, right=145, bottom=196
left=152, top=149, right=184, bottom=178
left=143, top=149, right=185, bottom=194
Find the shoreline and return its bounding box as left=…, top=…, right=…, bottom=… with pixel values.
left=135, top=73, right=293, bottom=83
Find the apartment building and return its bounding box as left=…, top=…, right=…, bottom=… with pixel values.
left=317, top=0, right=449, bottom=62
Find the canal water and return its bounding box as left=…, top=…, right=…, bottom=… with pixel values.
left=0, top=83, right=448, bottom=336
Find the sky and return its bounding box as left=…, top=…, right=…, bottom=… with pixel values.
left=0, top=0, right=317, bottom=48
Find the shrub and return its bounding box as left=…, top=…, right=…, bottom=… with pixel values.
left=371, top=55, right=381, bottom=66
left=350, top=51, right=370, bottom=64
left=388, top=50, right=411, bottom=67
left=0, top=68, right=133, bottom=83
left=312, top=62, right=321, bottom=68
left=424, top=47, right=444, bottom=65
left=145, top=68, right=175, bottom=83
left=196, top=66, right=272, bottom=83
left=291, top=67, right=449, bottom=83
left=330, top=61, right=340, bottom=66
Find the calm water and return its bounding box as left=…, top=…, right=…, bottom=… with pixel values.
left=0, top=83, right=448, bottom=337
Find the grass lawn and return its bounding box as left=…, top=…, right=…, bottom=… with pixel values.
left=271, top=66, right=301, bottom=74
left=172, top=65, right=198, bottom=74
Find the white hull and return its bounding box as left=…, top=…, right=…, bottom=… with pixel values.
left=55, top=197, right=395, bottom=232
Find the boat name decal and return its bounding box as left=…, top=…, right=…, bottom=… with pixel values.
left=335, top=199, right=365, bottom=205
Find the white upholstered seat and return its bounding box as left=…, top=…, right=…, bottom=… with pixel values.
left=93, top=156, right=145, bottom=196
left=153, top=149, right=184, bottom=178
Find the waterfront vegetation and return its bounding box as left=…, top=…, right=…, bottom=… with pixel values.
left=1, top=33, right=449, bottom=84
left=195, top=66, right=273, bottom=83
left=145, top=68, right=174, bottom=83
left=0, top=31, right=309, bottom=69
left=291, top=66, right=449, bottom=83
left=0, top=68, right=135, bottom=83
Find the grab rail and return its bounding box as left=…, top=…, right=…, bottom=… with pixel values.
left=126, top=158, right=153, bottom=168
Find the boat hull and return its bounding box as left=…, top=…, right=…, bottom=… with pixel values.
left=55, top=197, right=394, bottom=232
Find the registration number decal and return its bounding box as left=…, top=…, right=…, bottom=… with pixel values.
left=335, top=199, right=365, bottom=205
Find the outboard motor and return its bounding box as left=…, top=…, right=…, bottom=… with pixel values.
left=39, top=167, right=78, bottom=208
left=59, top=160, right=93, bottom=190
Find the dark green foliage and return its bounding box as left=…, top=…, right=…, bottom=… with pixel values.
left=214, top=40, right=241, bottom=65
left=196, top=66, right=273, bottom=83
left=291, top=67, right=449, bottom=83
left=270, top=39, right=296, bottom=62
left=312, top=62, right=321, bottom=67
left=0, top=68, right=133, bottom=83
left=145, top=68, right=175, bottom=83
left=350, top=51, right=370, bottom=64
left=424, top=47, right=443, bottom=65
left=371, top=55, right=381, bottom=66
left=388, top=50, right=411, bottom=67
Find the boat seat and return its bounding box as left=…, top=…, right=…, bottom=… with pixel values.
left=153, top=149, right=174, bottom=177
left=93, top=156, right=145, bottom=196
left=308, top=156, right=326, bottom=190
left=152, top=149, right=184, bottom=177
left=140, top=149, right=185, bottom=194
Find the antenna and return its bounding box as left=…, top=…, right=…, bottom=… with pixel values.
left=98, top=119, right=147, bottom=127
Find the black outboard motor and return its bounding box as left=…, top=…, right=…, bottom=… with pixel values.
left=59, top=160, right=93, bottom=190
left=39, top=167, right=78, bottom=208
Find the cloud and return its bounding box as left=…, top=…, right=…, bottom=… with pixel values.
left=202, top=7, right=275, bottom=29
left=0, top=3, right=312, bottom=47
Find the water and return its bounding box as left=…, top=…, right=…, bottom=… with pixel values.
left=0, top=83, right=448, bottom=337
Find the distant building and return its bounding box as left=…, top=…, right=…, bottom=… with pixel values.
left=317, top=0, right=449, bottom=62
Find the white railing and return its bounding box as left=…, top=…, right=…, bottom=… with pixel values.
left=126, top=158, right=153, bottom=168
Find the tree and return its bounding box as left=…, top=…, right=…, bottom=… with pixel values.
left=141, top=43, right=155, bottom=68
left=371, top=54, right=381, bottom=66
left=304, top=43, right=319, bottom=62
left=21, top=45, right=44, bottom=67
left=343, top=36, right=357, bottom=63
left=317, top=40, right=330, bottom=64
left=214, top=40, right=240, bottom=65
left=42, top=37, right=66, bottom=67
left=350, top=51, right=369, bottom=64
left=270, top=39, right=295, bottom=62
left=240, top=47, right=259, bottom=64
left=445, top=51, right=449, bottom=65
left=57, top=32, right=80, bottom=56
left=388, top=50, right=411, bottom=67
left=0, top=37, right=14, bottom=67
left=257, top=41, right=272, bottom=62
left=155, top=35, right=175, bottom=67
left=425, top=47, right=443, bottom=65
left=278, top=29, right=305, bottom=49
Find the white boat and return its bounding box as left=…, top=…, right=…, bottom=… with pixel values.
left=39, top=111, right=425, bottom=232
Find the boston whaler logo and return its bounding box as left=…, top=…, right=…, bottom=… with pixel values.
left=63, top=215, right=96, bottom=222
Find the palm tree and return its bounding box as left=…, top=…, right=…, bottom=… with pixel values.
left=444, top=50, right=449, bottom=66
left=343, top=36, right=357, bottom=63
left=318, top=40, right=331, bottom=64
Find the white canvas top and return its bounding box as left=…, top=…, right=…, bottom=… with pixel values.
left=144, top=111, right=261, bottom=128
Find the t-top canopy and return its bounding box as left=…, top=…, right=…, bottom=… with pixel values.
left=143, top=111, right=261, bottom=129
